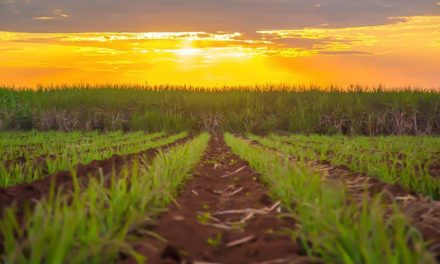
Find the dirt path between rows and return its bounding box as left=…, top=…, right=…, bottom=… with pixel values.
left=125, top=135, right=310, bottom=264
left=0, top=137, right=190, bottom=213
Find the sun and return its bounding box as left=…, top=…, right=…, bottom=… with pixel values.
left=175, top=48, right=201, bottom=56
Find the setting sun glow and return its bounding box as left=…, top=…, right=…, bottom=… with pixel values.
left=1, top=16, right=440, bottom=88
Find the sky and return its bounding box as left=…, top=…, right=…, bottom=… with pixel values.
left=0, top=0, right=439, bottom=88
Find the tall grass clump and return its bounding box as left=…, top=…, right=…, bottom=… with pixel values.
left=224, top=133, right=434, bottom=264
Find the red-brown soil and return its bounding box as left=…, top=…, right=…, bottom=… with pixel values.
left=317, top=162, right=440, bottom=257
left=124, top=136, right=311, bottom=264
left=0, top=137, right=190, bottom=212
left=430, top=163, right=440, bottom=179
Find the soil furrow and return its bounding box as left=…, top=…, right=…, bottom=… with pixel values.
left=312, top=161, right=440, bottom=257
left=125, top=135, right=306, bottom=264
left=278, top=138, right=440, bottom=179
left=0, top=136, right=191, bottom=213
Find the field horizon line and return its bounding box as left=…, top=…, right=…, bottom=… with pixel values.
left=1, top=83, right=439, bottom=93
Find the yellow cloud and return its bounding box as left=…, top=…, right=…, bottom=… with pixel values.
left=258, top=16, right=440, bottom=55
left=33, top=16, right=56, bottom=20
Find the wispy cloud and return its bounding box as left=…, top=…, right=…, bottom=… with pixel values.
left=258, top=16, right=440, bottom=56
left=3, top=16, right=440, bottom=59
left=33, top=16, right=55, bottom=21
left=32, top=9, right=69, bottom=21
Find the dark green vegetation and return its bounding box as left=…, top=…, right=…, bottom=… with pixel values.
left=1, top=86, right=439, bottom=134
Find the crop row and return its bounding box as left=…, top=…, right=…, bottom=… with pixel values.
left=250, top=134, right=440, bottom=199
left=0, top=131, right=120, bottom=160
left=0, top=131, right=158, bottom=161
left=1, top=132, right=437, bottom=263
left=0, top=132, right=180, bottom=187
left=0, top=133, right=210, bottom=263
left=224, top=133, right=435, bottom=263
left=0, top=130, right=129, bottom=149
left=2, top=88, right=440, bottom=135
left=0, top=131, right=104, bottom=146
left=283, top=134, right=440, bottom=159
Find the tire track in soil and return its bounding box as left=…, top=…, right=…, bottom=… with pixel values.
left=0, top=136, right=191, bottom=213
left=125, top=135, right=309, bottom=264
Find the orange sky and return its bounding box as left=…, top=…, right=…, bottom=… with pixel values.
left=1, top=15, right=440, bottom=88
